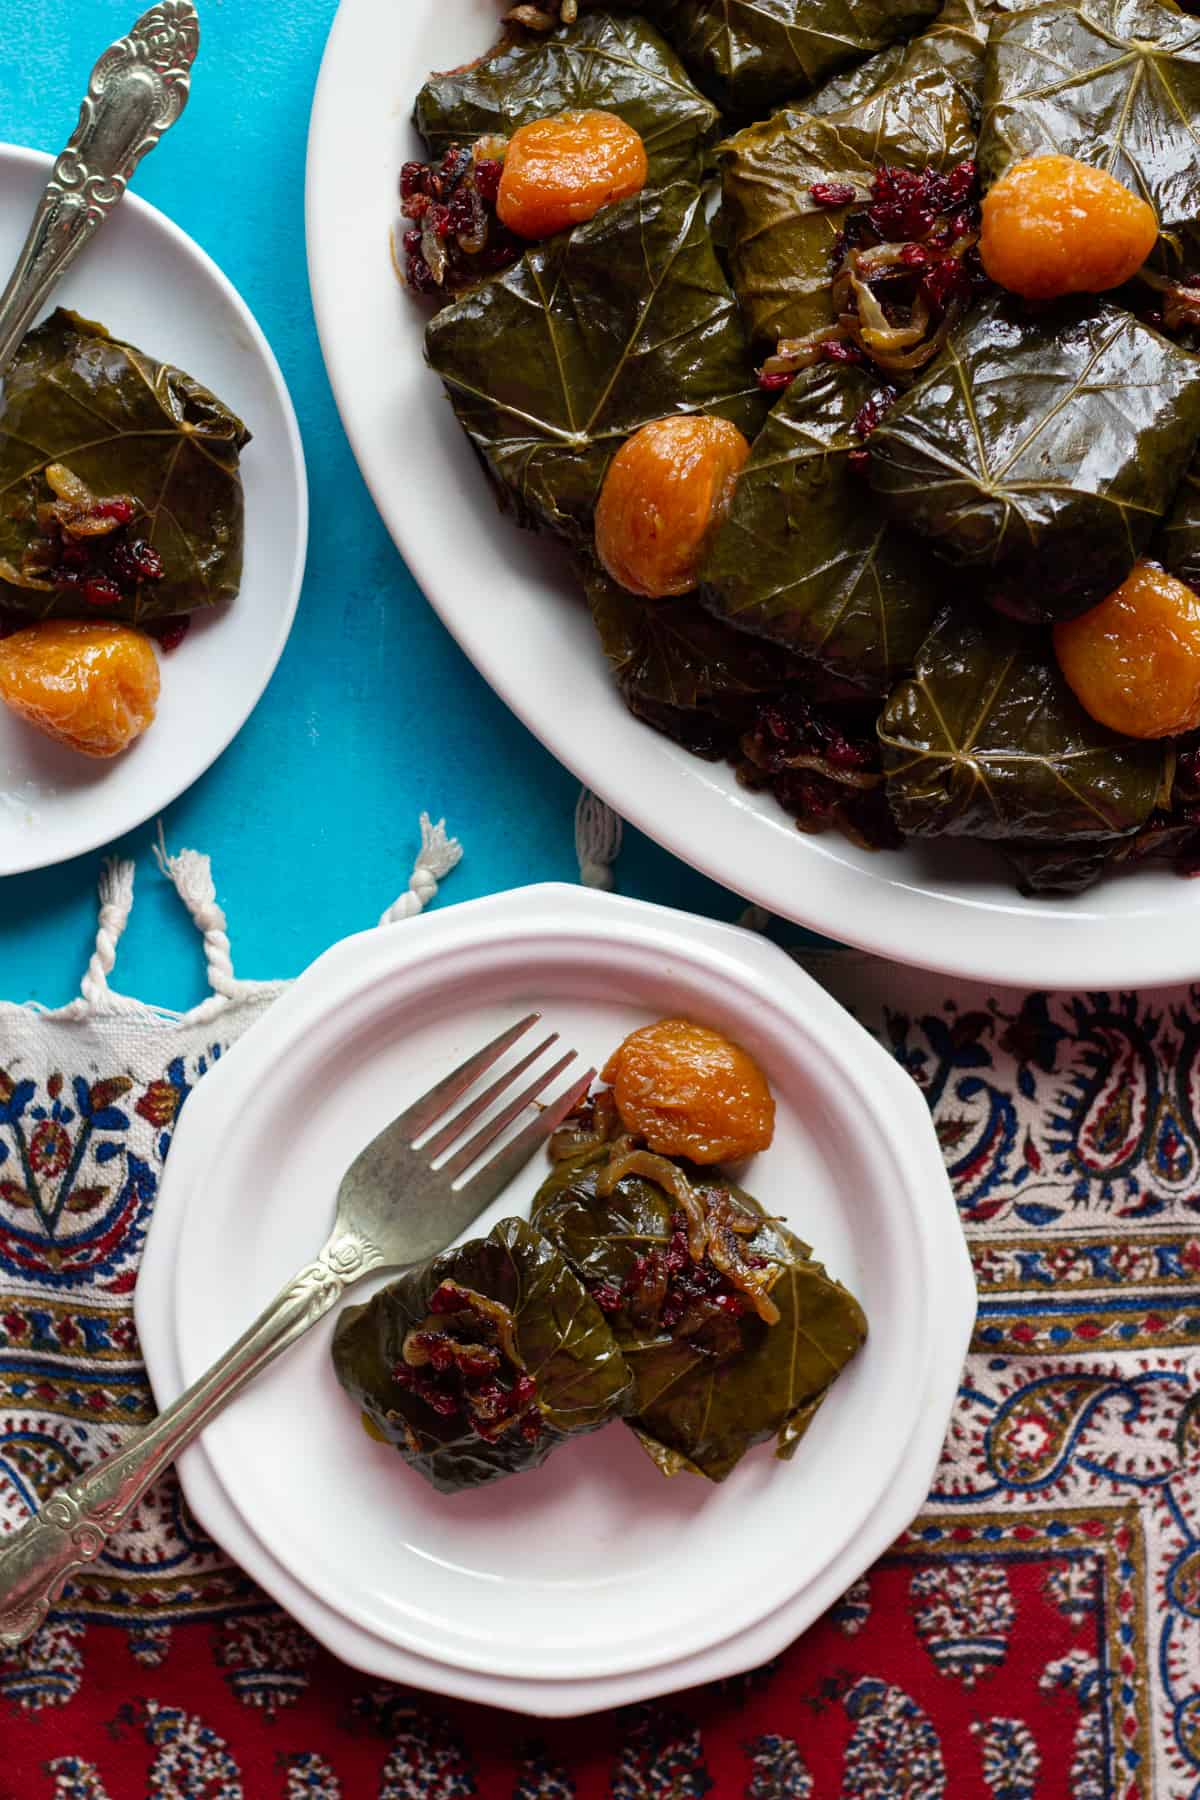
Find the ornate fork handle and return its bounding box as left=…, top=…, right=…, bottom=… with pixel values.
left=0, top=1230, right=383, bottom=1649
left=0, top=1, right=199, bottom=379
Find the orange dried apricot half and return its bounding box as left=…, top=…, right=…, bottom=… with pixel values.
left=0, top=620, right=159, bottom=758
left=601, top=1018, right=775, bottom=1164
left=496, top=109, right=647, bottom=240
left=980, top=153, right=1158, bottom=300
left=594, top=414, right=751, bottom=599
left=1053, top=561, right=1200, bottom=740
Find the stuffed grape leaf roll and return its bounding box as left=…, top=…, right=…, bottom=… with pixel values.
left=0, top=309, right=248, bottom=623
left=718, top=46, right=976, bottom=347
left=413, top=10, right=719, bottom=191
left=700, top=363, right=941, bottom=694
left=424, top=182, right=763, bottom=545
left=866, top=296, right=1200, bottom=621
left=532, top=1142, right=867, bottom=1482
left=879, top=609, right=1167, bottom=843
left=330, top=1216, right=634, bottom=1493
left=650, top=0, right=941, bottom=119
left=978, top=0, right=1200, bottom=274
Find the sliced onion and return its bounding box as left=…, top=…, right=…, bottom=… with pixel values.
left=597, top=1146, right=708, bottom=1259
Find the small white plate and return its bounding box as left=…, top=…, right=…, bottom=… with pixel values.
left=136, top=885, right=974, bottom=1714
left=306, top=0, right=1200, bottom=989
left=0, top=142, right=307, bottom=875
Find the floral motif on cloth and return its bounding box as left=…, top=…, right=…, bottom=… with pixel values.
left=3, top=901, right=1200, bottom=1793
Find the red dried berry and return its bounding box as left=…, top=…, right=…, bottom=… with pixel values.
left=151, top=616, right=190, bottom=654
left=473, top=158, right=502, bottom=203
left=82, top=574, right=123, bottom=609
left=591, top=1282, right=623, bottom=1313
left=406, top=255, right=437, bottom=294
left=428, top=1283, right=463, bottom=1315
left=758, top=368, right=795, bottom=392
left=91, top=498, right=136, bottom=525
left=400, top=160, right=428, bottom=201
left=819, top=340, right=864, bottom=365
left=810, top=181, right=857, bottom=207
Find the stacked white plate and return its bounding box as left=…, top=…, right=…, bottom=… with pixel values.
left=136, top=886, right=975, bottom=1714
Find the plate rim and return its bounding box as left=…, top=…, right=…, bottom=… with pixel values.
left=135, top=882, right=975, bottom=1712
left=0, top=139, right=308, bottom=877
left=303, top=0, right=1200, bottom=991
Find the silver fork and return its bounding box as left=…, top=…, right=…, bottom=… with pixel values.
left=0, top=1015, right=592, bottom=1648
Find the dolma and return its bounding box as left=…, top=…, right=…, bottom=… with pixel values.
left=0, top=309, right=248, bottom=623
left=583, top=560, right=810, bottom=759
left=413, top=11, right=719, bottom=190
left=718, top=48, right=975, bottom=346
left=979, top=0, right=1200, bottom=274
left=424, top=182, right=763, bottom=545
left=1157, top=449, right=1200, bottom=590
left=878, top=609, right=1167, bottom=843
left=867, top=296, right=1200, bottom=621
left=700, top=363, right=941, bottom=694
left=650, top=0, right=941, bottom=119
left=330, top=1216, right=634, bottom=1493
left=532, top=1143, right=867, bottom=1482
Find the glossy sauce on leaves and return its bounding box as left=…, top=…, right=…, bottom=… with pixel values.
left=701, top=363, right=941, bottom=694
left=413, top=11, right=719, bottom=190
left=584, top=559, right=809, bottom=756
left=866, top=296, right=1200, bottom=620
left=330, top=1216, right=634, bottom=1493
left=879, top=608, right=1166, bottom=841
left=532, top=1148, right=867, bottom=1482
left=0, top=309, right=248, bottom=623
left=979, top=0, right=1200, bottom=272
left=650, top=0, right=941, bottom=118
left=424, top=182, right=764, bottom=545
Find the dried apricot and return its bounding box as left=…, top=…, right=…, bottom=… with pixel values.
left=1053, top=562, right=1200, bottom=739
left=601, top=1018, right=775, bottom=1164
left=595, top=415, right=751, bottom=599
left=496, top=109, right=647, bottom=240
left=0, top=620, right=159, bottom=758
left=980, top=153, right=1158, bottom=300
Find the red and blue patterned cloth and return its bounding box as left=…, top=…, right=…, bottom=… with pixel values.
left=0, top=949, right=1195, bottom=1798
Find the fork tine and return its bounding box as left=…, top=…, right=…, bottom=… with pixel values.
left=394, top=1013, right=541, bottom=1138
left=454, top=1067, right=596, bottom=1206
left=420, top=1032, right=560, bottom=1158
left=438, top=1050, right=578, bottom=1180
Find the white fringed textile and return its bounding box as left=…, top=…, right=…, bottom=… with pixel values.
left=378, top=814, right=463, bottom=925
left=575, top=788, right=622, bottom=889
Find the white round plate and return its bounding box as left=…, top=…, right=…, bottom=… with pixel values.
left=306, top=0, right=1200, bottom=990
left=136, top=885, right=974, bottom=1715
left=0, top=143, right=306, bottom=876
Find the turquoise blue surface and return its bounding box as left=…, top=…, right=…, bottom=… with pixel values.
left=0, top=0, right=762, bottom=1011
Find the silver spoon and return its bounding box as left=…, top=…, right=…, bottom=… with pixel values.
left=0, top=0, right=199, bottom=381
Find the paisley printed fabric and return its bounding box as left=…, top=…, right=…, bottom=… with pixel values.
left=2, top=951, right=1200, bottom=1795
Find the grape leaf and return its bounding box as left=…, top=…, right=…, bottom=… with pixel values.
left=1157, top=445, right=1200, bottom=589
left=331, top=1217, right=634, bottom=1494
left=866, top=295, right=1200, bottom=620
left=979, top=0, right=1200, bottom=272
left=425, top=182, right=764, bottom=545
left=532, top=1148, right=867, bottom=1482
left=649, top=0, right=942, bottom=118
left=701, top=363, right=943, bottom=693
left=718, top=39, right=976, bottom=345
left=879, top=608, right=1166, bottom=841
left=414, top=10, right=719, bottom=189
left=0, top=309, right=248, bottom=623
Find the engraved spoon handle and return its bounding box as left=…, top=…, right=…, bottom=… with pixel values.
left=0, top=1, right=199, bottom=379
left=0, top=1228, right=382, bottom=1649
